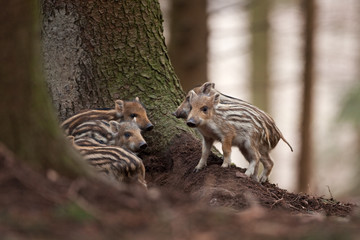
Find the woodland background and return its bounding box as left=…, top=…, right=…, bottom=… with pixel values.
left=0, top=0, right=360, bottom=239
left=161, top=0, right=360, bottom=198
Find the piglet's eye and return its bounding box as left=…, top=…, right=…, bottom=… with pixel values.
left=124, top=132, right=132, bottom=138
left=201, top=106, right=208, bottom=113
left=130, top=113, right=137, bottom=118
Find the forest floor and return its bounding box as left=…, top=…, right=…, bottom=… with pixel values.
left=0, top=134, right=359, bottom=240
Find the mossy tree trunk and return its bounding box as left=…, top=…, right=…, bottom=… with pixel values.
left=42, top=0, right=191, bottom=154
left=0, top=0, right=88, bottom=176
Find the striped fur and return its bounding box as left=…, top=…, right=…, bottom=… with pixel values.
left=72, top=120, right=147, bottom=153
left=72, top=120, right=115, bottom=146
left=61, top=98, right=153, bottom=135
left=183, top=82, right=293, bottom=183
left=62, top=106, right=120, bottom=136
left=74, top=136, right=108, bottom=147
left=71, top=137, right=147, bottom=187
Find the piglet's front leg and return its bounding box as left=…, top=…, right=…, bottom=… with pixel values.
left=194, top=136, right=214, bottom=172
left=221, top=137, right=232, bottom=168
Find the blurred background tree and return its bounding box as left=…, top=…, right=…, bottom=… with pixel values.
left=0, top=0, right=87, bottom=176
left=168, top=0, right=208, bottom=91
left=298, top=0, right=316, bottom=193
left=161, top=0, right=360, bottom=196
left=249, top=0, right=272, bottom=112
left=339, top=82, right=360, bottom=194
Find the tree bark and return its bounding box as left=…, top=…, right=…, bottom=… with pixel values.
left=0, top=0, right=88, bottom=176
left=249, top=0, right=271, bottom=112
left=298, top=0, right=316, bottom=192
left=42, top=0, right=191, bottom=154
left=168, top=0, right=208, bottom=92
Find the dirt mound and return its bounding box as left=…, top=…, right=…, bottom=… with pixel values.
left=0, top=137, right=358, bottom=239
left=143, top=133, right=353, bottom=217
left=0, top=143, right=194, bottom=239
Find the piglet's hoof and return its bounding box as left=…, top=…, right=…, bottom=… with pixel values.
left=221, top=163, right=230, bottom=168
left=235, top=171, right=247, bottom=178
left=251, top=175, right=259, bottom=182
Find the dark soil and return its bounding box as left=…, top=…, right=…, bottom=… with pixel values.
left=144, top=134, right=354, bottom=217
left=0, top=134, right=359, bottom=240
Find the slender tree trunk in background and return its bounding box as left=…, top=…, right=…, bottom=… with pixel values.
left=168, top=0, right=208, bottom=92
left=354, top=2, right=360, bottom=195
left=42, top=0, right=189, bottom=154
left=249, top=0, right=271, bottom=112
left=0, top=0, right=87, bottom=176
left=298, top=0, right=316, bottom=193
left=356, top=128, right=360, bottom=194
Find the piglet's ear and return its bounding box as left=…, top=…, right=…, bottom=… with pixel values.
left=67, top=135, right=75, bottom=144
left=115, top=100, right=124, bottom=114
left=185, top=90, right=192, bottom=102
left=188, top=90, right=197, bottom=103
left=200, top=82, right=214, bottom=95
left=212, top=93, right=220, bottom=106
left=109, top=120, right=120, bottom=133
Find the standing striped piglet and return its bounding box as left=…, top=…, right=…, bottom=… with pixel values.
left=184, top=82, right=292, bottom=182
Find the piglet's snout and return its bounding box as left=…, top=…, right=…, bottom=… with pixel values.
left=145, top=123, right=154, bottom=131
left=139, top=142, right=148, bottom=150
left=186, top=118, right=197, bottom=128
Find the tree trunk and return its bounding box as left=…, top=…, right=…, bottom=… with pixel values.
left=42, top=0, right=191, bottom=154
left=298, top=0, right=316, bottom=192
left=0, top=0, right=88, bottom=176
left=168, top=0, right=208, bottom=92
left=249, top=0, right=271, bottom=112
left=356, top=128, right=360, bottom=194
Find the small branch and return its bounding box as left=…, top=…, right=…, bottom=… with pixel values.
left=326, top=185, right=334, bottom=200
left=271, top=197, right=284, bottom=209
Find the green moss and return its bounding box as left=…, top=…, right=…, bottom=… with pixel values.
left=54, top=201, right=95, bottom=223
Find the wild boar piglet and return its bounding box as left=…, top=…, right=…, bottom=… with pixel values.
left=69, top=136, right=147, bottom=188
left=62, top=97, right=153, bottom=136
left=185, top=82, right=293, bottom=182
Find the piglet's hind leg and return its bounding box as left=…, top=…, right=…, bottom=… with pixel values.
left=239, top=141, right=260, bottom=181
left=259, top=152, right=274, bottom=183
